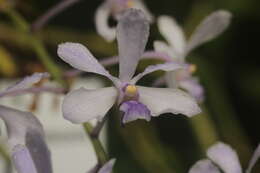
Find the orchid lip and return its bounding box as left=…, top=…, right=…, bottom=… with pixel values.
left=119, top=100, right=151, bottom=124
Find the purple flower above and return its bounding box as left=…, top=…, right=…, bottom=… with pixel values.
left=120, top=100, right=151, bottom=123
left=58, top=9, right=201, bottom=125
left=95, top=0, right=153, bottom=42
left=154, top=10, right=232, bottom=102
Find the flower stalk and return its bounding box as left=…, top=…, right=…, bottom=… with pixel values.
left=31, top=0, right=82, bottom=32
left=83, top=122, right=109, bottom=165
left=189, top=105, right=219, bottom=151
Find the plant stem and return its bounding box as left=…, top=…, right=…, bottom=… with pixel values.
left=0, top=23, right=117, bottom=55
left=3, top=8, right=67, bottom=87
left=194, top=56, right=252, bottom=164
left=189, top=105, right=220, bottom=151
left=31, top=0, right=82, bottom=32
left=83, top=122, right=108, bottom=165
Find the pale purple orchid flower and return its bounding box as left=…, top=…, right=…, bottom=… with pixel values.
left=95, top=0, right=153, bottom=42
left=58, top=9, right=201, bottom=124
left=189, top=142, right=260, bottom=173
left=88, top=159, right=116, bottom=173
left=0, top=73, right=53, bottom=173
left=154, top=10, right=232, bottom=102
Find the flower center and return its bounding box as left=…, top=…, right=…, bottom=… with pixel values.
left=126, top=0, right=134, bottom=7
left=125, top=85, right=137, bottom=97
left=188, top=64, right=197, bottom=74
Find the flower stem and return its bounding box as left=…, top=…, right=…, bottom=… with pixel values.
left=0, top=86, right=66, bottom=98
left=83, top=122, right=108, bottom=165
left=31, top=0, right=82, bottom=32
left=189, top=105, right=219, bottom=151
left=194, top=55, right=252, bottom=164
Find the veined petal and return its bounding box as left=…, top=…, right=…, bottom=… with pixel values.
left=133, top=0, right=154, bottom=22
left=207, top=142, right=242, bottom=173
left=62, top=87, right=117, bottom=123
left=186, top=10, right=232, bottom=53
left=0, top=105, right=43, bottom=147
left=58, top=43, right=119, bottom=84
left=25, top=131, right=53, bottom=173
left=12, top=145, right=37, bottom=173
left=137, top=86, right=201, bottom=117
left=131, top=62, right=183, bottom=84
left=0, top=105, right=52, bottom=173
left=120, top=100, right=151, bottom=123
left=117, top=9, right=149, bottom=82
left=98, top=158, right=116, bottom=173
left=153, top=40, right=178, bottom=59
left=158, top=15, right=186, bottom=58
left=189, top=159, right=221, bottom=173
left=179, top=78, right=204, bottom=102
left=95, top=2, right=116, bottom=42
left=246, top=144, right=260, bottom=173
left=0, top=72, right=49, bottom=97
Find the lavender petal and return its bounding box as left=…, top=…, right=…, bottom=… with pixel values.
left=131, top=62, right=182, bottom=84
left=0, top=72, right=49, bottom=98
left=57, top=42, right=119, bottom=85
left=120, top=100, right=151, bottom=123
left=117, top=9, right=149, bottom=82
left=189, top=159, right=221, bottom=173
left=98, top=158, right=116, bottom=173
left=25, top=131, right=53, bottom=173
left=179, top=78, right=204, bottom=102
left=12, top=145, right=37, bottom=173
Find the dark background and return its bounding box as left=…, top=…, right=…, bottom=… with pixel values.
left=0, top=0, right=259, bottom=172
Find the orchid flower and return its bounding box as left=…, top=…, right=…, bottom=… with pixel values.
left=189, top=142, right=260, bottom=173
left=154, top=10, right=232, bottom=102
left=0, top=73, right=53, bottom=173
left=58, top=9, right=201, bottom=125
left=88, top=159, right=116, bottom=173
left=95, top=0, right=153, bottom=42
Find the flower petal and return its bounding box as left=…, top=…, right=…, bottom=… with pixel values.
left=120, top=100, right=151, bottom=123
left=207, top=142, right=242, bottom=173
left=0, top=105, right=52, bottom=173
left=186, top=10, right=232, bottom=53
left=12, top=145, right=37, bottom=173
left=25, top=131, right=53, bottom=173
left=131, top=62, right=183, bottom=84
left=246, top=144, right=260, bottom=173
left=117, top=9, right=149, bottom=82
left=133, top=0, right=154, bottom=22
left=95, top=2, right=116, bottom=42
left=62, top=87, right=117, bottom=123
left=179, top=78, right=204, bottom=102
left=58, top=42, right=119, bottom=84
left=158, top=15, right=186, bottom=58
left=137, top=86, right=201, bottom=117
left=189, top=159, right=221, bottom=173
left=153, top=40, right=178, bottom=59
left=0, top=72, right=49, bottom=97
left=98, top=158, right=116, bottom=173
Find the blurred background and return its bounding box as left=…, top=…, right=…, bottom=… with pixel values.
left=0, top=0, right=259, bottom=172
